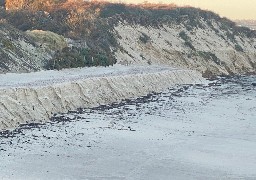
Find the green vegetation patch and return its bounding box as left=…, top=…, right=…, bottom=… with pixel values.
left=179, top=31, right=190, bottom=42
left=235, top=44, right=244, bottom=52
left=139, top=32, right=151, bottom=44
left=2, top=39, right=15, bottom=51
left=184, top=41, right=195, bottom=50
left=45, top=47, right=116, bottom=70
left=197, top=51, right=221, bottom=65
left=26, top=30, right=67, bottom=51
left=179, top=31, right=195, bottom=50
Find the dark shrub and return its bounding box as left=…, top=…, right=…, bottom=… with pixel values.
left=139, top=32, right=151, bottom=43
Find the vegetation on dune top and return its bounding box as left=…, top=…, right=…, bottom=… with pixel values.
left=45, top=47, right=116, bottom=70
left=0, top=0, right=255, bottom=42
left=0, top=0, right=255, bottom=72
left=26, top=30, right=67, bottom=51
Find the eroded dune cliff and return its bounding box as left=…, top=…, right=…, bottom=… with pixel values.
left=0, top=66, right=204, bottom=129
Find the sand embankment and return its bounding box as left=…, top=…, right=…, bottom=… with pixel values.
left=0, top=65, right=204, bottom=129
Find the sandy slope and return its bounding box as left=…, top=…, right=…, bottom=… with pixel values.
left=114, top=22, right=256, bottom=76
left=0, top=65, right=204, bottom=130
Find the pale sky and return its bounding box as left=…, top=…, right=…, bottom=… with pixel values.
left=119, top=0, right=256, bottom=20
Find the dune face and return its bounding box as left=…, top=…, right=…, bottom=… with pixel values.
left=114, top=22, right=256, bottom=77
left=0, top=66, right=204, bottom=129
left=0, top=1, right=255, bottom=76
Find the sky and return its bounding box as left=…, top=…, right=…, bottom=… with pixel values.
left=119, top=0, right=256, bottom=20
